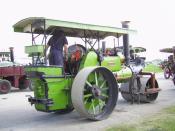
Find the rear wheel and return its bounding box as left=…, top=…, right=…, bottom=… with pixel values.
left=0, top=80, right=11, bottom=94
left=71, top=67, right=118, bottom=120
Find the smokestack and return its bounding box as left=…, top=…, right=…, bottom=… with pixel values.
left=122, top=21, right=130, bottom=66
left=9, top=47, right=14, bottom=62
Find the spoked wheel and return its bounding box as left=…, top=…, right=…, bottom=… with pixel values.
left=71, top=67, right=118, bottom=121
left=0, top=80, right=11, bottom=94
left=164, top=67, right=171, bottom=79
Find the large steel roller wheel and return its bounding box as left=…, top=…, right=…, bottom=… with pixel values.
left=71, top=67, right=118, bottom=120
left=120, top=76, right=159, bottom=103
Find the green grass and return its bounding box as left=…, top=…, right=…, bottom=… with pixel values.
left=107, top=125, right=136, bottom=131
left=106, top=105, right=175, bottom=131
left=143, top=64, right=163, bottom=73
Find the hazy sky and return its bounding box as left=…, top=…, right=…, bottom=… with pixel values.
left=0, top=0, right=175, bottom=62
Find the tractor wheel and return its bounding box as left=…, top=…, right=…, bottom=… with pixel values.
left=19, top=78, right=33, bottom=90
left=0, top=80, right=11, bottom=94
left=71, top=67, right=118, bottom=120
left=164, top=67, right=171, bottom=79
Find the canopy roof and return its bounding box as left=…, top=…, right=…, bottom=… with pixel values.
left=160, top=48, right=174, bottom=53
left=13, top=17, right=136, bottom=39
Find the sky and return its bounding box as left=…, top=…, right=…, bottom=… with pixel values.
left=0, top=0, right=175, bottom=63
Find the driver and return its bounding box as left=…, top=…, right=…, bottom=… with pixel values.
left=45, top=29, right=68, bottom=66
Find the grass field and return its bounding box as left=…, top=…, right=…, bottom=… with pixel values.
left=106, top=105, right=175, bottom=131
left=143, top=63, right=163, bottom=73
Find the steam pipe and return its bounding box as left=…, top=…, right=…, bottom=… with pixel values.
left=122, top=21, right=130, bottom=66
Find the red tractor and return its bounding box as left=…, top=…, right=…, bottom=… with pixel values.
left=0, top=47, right=32, bottom=94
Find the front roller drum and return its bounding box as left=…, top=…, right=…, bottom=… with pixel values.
left=120, top=76, right=159, bottom=103
left=71, top=67, right=118, bottom=120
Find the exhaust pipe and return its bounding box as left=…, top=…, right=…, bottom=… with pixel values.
left=122, top=21, right=130, bottom=66
left=9, top=47, right=14, bottom=62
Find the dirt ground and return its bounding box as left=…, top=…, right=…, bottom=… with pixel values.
left=0, top=73, right=175, bottom=131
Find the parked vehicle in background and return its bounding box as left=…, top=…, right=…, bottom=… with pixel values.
left=0, top=47, right=32, bottom=94
left=160, top=47, right=175, bottom=84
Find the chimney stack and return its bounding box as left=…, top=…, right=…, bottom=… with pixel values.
left=9, top=47, right=14, bottom=62
left=122, top=21, right=130, bottom=65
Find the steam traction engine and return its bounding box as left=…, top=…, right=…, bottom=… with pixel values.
left=13, top=18, right=161, bottom=120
